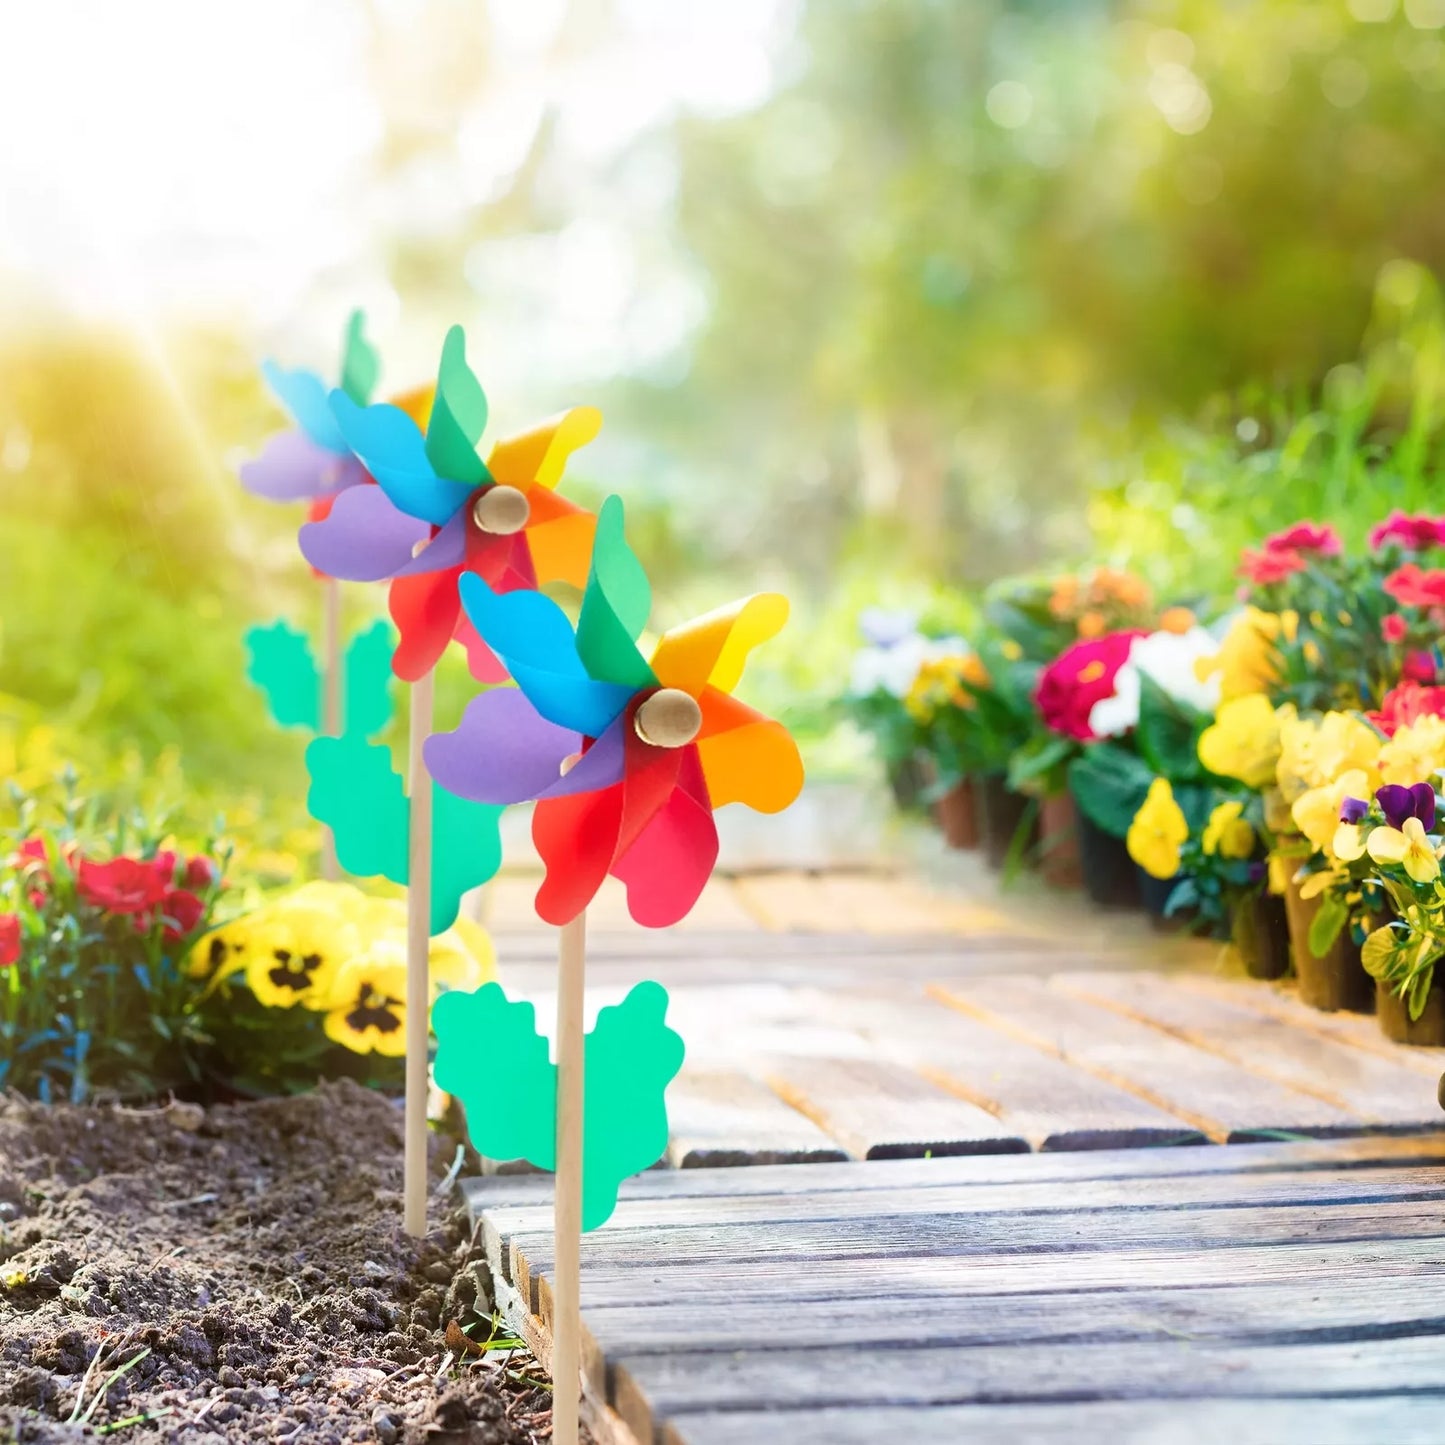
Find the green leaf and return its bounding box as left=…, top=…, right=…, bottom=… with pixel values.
left=339, top=309, right=380, bottom=406
left=575, top=496, right=657, bottom=689
left=430, top=781, right=503, bottom=935
left=1067, top=743, right=1155, bottom=839
left=245, top=621, right=319, bottom=731
left=424, top=325, right=490, bottom=484
left=1135, top=674, right=1207, bottom=783
left=342, top=621, right=396, bottom=739
left=1308, top=893, right=1349, bottom=959
left=433, top=980, right=685, bottom=1231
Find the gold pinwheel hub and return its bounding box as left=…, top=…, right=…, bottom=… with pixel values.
left=472, top=484, right=531, bottom=535
left=634, top=688, right=703, bottom=749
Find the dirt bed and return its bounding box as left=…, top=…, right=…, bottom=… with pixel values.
left=0, top=1080, right=559, bottom=1443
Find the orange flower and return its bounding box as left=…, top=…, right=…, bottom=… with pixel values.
left=1048, top=575, right=1081, bottom=619
left=1158, top=606, right=1196, bottom=635
left=1077, top=610, right=1107, bottom=638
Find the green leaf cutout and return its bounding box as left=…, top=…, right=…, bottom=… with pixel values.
left=343, top=620, right=396, bottom=739
left=245, top=621, right=321, bottom=731
left=424, top=325, right=491, bottom=485
left=433, top=980, right=685, bottom=1231
left=339, top=309, right=381, bottom=406
left=304, top=734, right=504, bottom=934
left=575, top=496, right=657, bottom=690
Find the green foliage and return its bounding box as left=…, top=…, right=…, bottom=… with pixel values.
left=1067, top=742, right=1155, bottom=839
left=1134, top=675, right=1210, bottom=785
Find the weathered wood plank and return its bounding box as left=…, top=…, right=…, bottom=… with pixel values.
left=663, top=1068, right=848, bottom=1168
left=934, top=977, right=1362, bottom=1139
left=1058, top=970, right=1439, bottom=1125
left=762, top=1056, right=1029, bottom=1158
left=807, top=988, right=1204, bottom=1149
left=661, top=1398, right=1445, bottom=1445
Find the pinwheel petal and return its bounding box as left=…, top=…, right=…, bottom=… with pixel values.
left=458, top=574, right=632, bottom=736
left=262, top=360, right=348, bottom=453
left=650, top=593, right=789, bottom=697
left=533, top=784, right=625, bottom=926
left=466, top=527, right=538, bottom=593
left=486, top=405, right=602, bottom=491
left=424, top=690, right=580, bottom=805
left=576, top=496, right=656, bottom=690
left=695, top=689, right=804, bottom=813
left=612, top=751, right=719, bottom=928
left=394, top=508, right=468, bottom=578
left=451, top=613, right=509, bottom=684
left=330, top=392, right=473, bottom=526
left=539, top=717, right=629, bottom=799
left=525, top=491, right=596, bottom=591
left=338, top=309, right=380, bottom=406
left=300, top=483, right=432, bottom=581
left=424, top=326, right=491, bottom=486
left=389, top=565, right=464, bottom=682
left=241, top=430, right=354, bottom=502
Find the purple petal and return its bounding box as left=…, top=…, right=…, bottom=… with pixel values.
left=240, top=429, right=354, bottom=502
left=424, top=690, right=580, bottom=805
left=394, top=507, right=468, bottom=578
left=1338, top=796, right=1369, bottom=824
left=299, top=483, right=431, bottom=582
left=540, top=717, right=628, bottom=799
left=1410, top=781, right=1437, bottom=831
left=1375, top=784, right=1412, bottom=832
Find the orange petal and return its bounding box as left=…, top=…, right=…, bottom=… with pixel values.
left=695, top=689, right=803, bottom=814
left=650, top=594, right=789, bottom=696
left=526, top=510, right=596, bottom=590
left=486, top=406, right=602, bottom=491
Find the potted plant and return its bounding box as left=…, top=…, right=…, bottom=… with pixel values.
left=903, top=648, right=995, bottom=850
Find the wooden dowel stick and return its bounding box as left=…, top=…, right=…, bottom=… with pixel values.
left=552, top=908, right=587, bottom=1445
left=403, top=669, right=435, bottom=1239
left=320, top=575, right=342, bottom=882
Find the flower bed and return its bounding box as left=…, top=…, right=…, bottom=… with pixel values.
left=842, top=512, right=1445, bottom=1044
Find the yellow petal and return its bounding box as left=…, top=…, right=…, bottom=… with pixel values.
left=1405, top=848, right=1441, bottom=884
left=1367, top=827, right=1409, bottom=866
left=650, top=594, right=790, bottom=696
left=485, top=405, right=602, bottom=491
left=1332, top=823, right=1365, bottom=862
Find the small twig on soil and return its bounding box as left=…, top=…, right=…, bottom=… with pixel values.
left=164, top=1192, right=219, bottom=1210
left=433, top=1144, right=466, bottom=1200
left=96, top=1406, right=174, bottom=1436
left=147, top=1244, right=186, bottom=1275
left=274, top=1423, right=307, bottom=1443
left=433, top=1350, right=457, bottom=1385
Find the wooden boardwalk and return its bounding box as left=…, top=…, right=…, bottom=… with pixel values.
left=464, top=869, right=1445, bottom=1442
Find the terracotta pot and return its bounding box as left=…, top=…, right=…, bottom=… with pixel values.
left=1037, top=793, right=1082, bottom=890
left=1071, top=798, right=1140, bottom=908
left=1282, top=881, right=1375, bottom=1013
left=1233, top=892, right=1291, bottom=981
left=975, top=773, right=1038, bottom=871
left=932, top=778, right=980, bottom=850
left=1377, top=980, right=1445, bottom=1045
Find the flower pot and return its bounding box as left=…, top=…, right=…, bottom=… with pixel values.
left=1377, top=980, right=1445, bottom=1045
left=975, top=773, right=1038, bottom=871
left=932, top=778, right=980, bottom=850
left=1071, top=799, right=1141, bottom=908
left=886, top=753, right=931, bottom=812
left=1282, top=881, right=1375, bottom=1013
left=1136, top=866, right=1195, bottom=932
left=1036, top=793, right=1082, bottom=890
left=1232, top=892, right=1291, bottom=981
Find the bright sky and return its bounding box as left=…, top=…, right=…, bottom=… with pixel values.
left=0, top=0, right=792, bottom=386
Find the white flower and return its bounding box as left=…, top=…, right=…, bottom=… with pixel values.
left=849, top=634, right=966, bottom=699
left=1088, top=626, right=1222, bottom=737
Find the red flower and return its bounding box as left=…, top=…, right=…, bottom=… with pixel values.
left=159, top=888, right=206, bottom=943
left=1261, top=521, right=1341, bottom=556
left=1035, top=630, right=1146, bottom=741
left=1405, top=649, right=1439, bottom=684
left=9, top=837, right=51, bottom=906
left=1370, top=511, right=1445, bottom=552
left=76, top=857, right=169, bottom=916
left=1384, top=563, right=1445, bottom=611
left=184, top=855, right=219, bottom=890
left=151, top=850, right=180, bottom=884
left=1368, top=682, right=1445, bottom=737
left=1382, top=613, right=1408, bottom=645
left=1239, top=547, right=1306, bottom=586
left=0, top=913, right=19, bottom=969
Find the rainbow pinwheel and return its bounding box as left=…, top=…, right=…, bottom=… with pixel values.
left=300, top=325, right=599, bottom=682
left=424, top=496, right=804, bottom=926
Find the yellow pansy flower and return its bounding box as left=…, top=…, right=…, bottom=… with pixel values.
left=1276, top=711, right=1380, bottom=804
left=242, top=907, right=359, bottom=1008
left=1367, top=816, right=1442, bottom=884
left=1333, top=822, right=1366, bottom=862
left=1291, top=768, right=1372, bottom=855
left=1194, top=608, right=1297, bottom=701
left=1127, top=778, right=1189, bottom=880
left=1197, top=694, right=1284, bottom=789
left=1202, top=801, right=1255, bottom=859
left=1378, top=715, right=1445, bottom=788
left=323, top=946, right=409, bottom=1057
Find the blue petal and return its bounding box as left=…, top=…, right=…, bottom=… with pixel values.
left=329, top=391, right=474, bottom=527
left=458, top=574, right=633, bottom=736
left=262, top=361, right=347, bottom=453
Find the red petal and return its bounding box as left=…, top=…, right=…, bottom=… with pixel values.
left=612, top=749, right=718, bottom=927
left=389, top=566, right=463, bottom=681
left=532, top=785, right=625, bottom=926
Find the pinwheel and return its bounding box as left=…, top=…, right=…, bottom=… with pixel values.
left=424, top=495, right=805, bottom=927
left=299, top=324, right=600, bottom=683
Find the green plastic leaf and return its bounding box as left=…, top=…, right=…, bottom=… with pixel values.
left=433, top=979, right=685, bottom=1231
left=305, top=735, right=410, bottom=884
left=339, top=309, right=381, bottom=406
left=304, top=734, right=503, bottom=934
left=245, top=620, right=320, bottom=731
left=575, top=496, right=657, bottom=690
left=424, top=325, right=490, bottom=485
left=343, top=620, right=397, bottom=739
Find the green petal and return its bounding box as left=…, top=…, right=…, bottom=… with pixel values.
left=306, top=735, right=409, bottom=883
left=246, top=620, right=320, bottom=731
left=342, top=620, right=396, bottom=740
left=339, top=309, right=381, bottom=405
left=424, top=325, right=491, bottom=485
left=575, top=495, right=657, bottom=690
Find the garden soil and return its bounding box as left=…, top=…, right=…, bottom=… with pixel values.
left=0, top=1080, right=570, bottom=1443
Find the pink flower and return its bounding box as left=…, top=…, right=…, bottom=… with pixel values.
left=1370, top=511, right=1445, bottom=552
left=1239, top=547, right=1306, bottom=586
left=184, top=855, right=219, bottom=890
left=1382, top=613, right=1408, bottom=645
left=76, top=857, right=169, bottom=916
left=1261, top=521, right=1342, bottom=556
left=0, top=913, right=19, bottom=969
left=1369, top=682, right=1445, bottom=738
left=1035, top=630, right=1146, bottom=741
left=1384, top=563, right=1445, bottom=611
left=1405, top=650, right=1438, bottom=684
